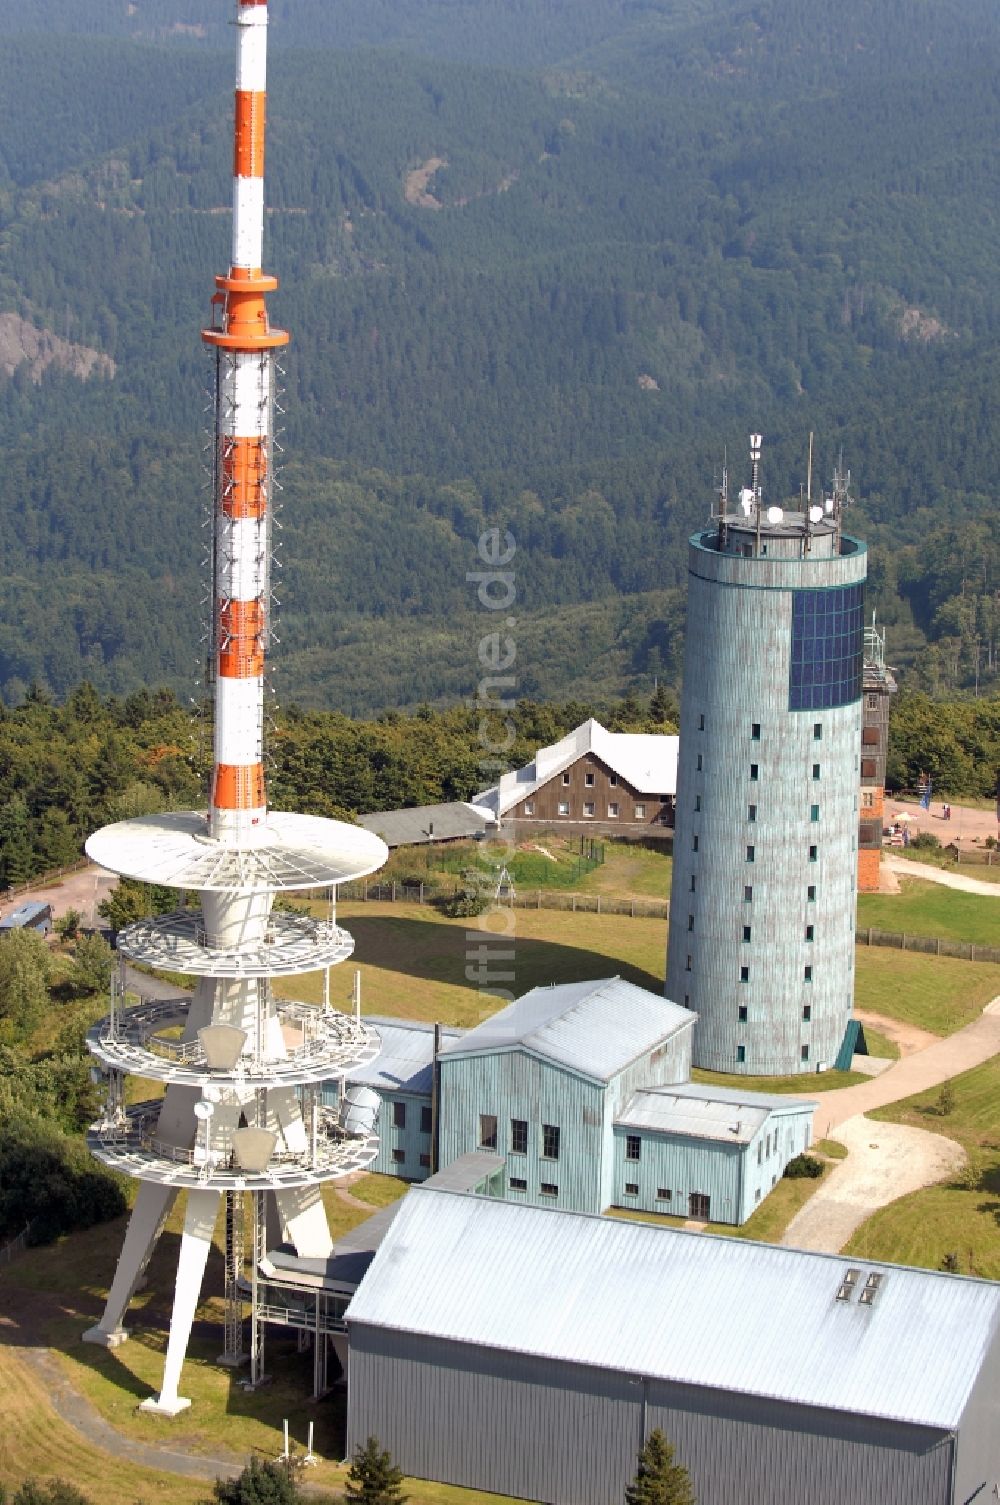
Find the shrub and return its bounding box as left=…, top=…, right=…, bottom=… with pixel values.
left=436, top=888, right=490, bottom=918
left=910, top=830, right=941, bottom=850
left=344, top=1436, right=407, bottom=1504
left=783, top=1153, right=824, bottom=1180
left=936, top=1082, right=955, bottom=1116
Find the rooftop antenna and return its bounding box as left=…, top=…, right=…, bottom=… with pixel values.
left=750, top=432, right=762, bottom=555
left=716, top=446, right=729, bottom=548
left=804, top=430, right=815, bottom=554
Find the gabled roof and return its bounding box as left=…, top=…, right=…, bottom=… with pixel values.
left=438, top=977, right=693, bottom=1083
left=476, top=718, right=678, bottom=816
left=616, top=1084, right=816, bottom=1144
left=347, top=1189, right=1000, bottom=1431
left=349, top=1017, right=465, bottom=1096
left=356, top=801, right=495, bottom=848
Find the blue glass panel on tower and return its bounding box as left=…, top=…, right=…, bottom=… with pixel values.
left=789, top=583, right=865, bottom=711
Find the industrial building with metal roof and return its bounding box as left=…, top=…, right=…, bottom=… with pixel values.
left=355, top=800, right=495, bottom=848
left=346, top=1187, right=1000, bottom=1505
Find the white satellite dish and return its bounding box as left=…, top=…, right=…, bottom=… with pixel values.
left=766, top=506, right=783, bottom=524
left=739, top=487, right=754, bottom=516
left=809, top=505, right=823, bottom=523
left=193, top=1100, right=214, bottom=1121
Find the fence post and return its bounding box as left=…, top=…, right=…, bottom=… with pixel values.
left=902, top=933, right=907, bottom=951
left=597, top=896, right=601, bottom=916
left=971, top=945, right=976, bottom=962
left=419, top=883, right=424, bottom=905
left=936, top=937, right=941, bottom=955
left=867, top=928, right=873, bottom=945
left=537, top=890, right=541, bottom=909
left=572, top=895, right=577, bottom=912
left=631, top=900, right=635, bottom=918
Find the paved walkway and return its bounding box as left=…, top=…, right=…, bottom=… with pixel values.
left=885, top=854, right=1000, bottom=898
left=810, top=995, right=1000, bottom=1135
left=782, top=1115, right=965, bottom=1252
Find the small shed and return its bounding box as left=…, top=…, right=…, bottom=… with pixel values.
left=0, top=901, right=52, bottom=937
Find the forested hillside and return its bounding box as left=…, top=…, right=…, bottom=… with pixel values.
left=0, top=1, right=998, bottom=708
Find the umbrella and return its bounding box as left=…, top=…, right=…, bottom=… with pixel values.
left=893, top=811, right=915, bottom=822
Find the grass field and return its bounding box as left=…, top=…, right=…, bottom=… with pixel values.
left=844, top=1055, right=1000, bottom=1279
left=854, top=947, right=1000, bottom=1035
left=386, top=835, right=673, bottom=902
left=857, top=876, right=1000, bottom=946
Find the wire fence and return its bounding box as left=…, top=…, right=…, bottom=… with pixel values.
left=0, top=1221, right=36, bottom=1268
left=0, top=858, right=90, bottom=906
left=857, top=928, right=1000, bottom=966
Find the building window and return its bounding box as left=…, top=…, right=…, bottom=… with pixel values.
left=687, top=914, right=695, bottom=932
left=698, top=714, right=705, bottom=731
left=867, top=693, right=879, bottom=710
left=737, top=1044, right=746, bottom=1063
left=689, top=1193, right=711, bottom=1220
left=685, top=954, right=692, bottom=972
left=609, top=774, right=618, bottom=787
left=744, top=885, right=753, bottom=902
left=807, top=884, right=816, bottom=901
left=524, top=800, right=534, bottom=815
left=626, top=1134, right=641, bottom=1162
left=801, top=1045, right=810, bottom=1063
left=696, top=754, right=703, bottom=771
left=509, top=1176, right=527, bottom=1191
left=747, top=804, right=757, bottom=822
left=624, top=1182, right=639, bottom=1196
left=479, top=1114, right=498, bottom=1150
left=809, top=845, right=818, bottom=862
left=738, top=1004, right=747, bottom=1022
left=803, top=1005, right=811, bottom=1021
left=391, top=1148, right=406, bottom=1165
left=584, top=801, right=595, bottom=817
left=420, top=1105, right=432, bottom=1135
left=750, top=763, right=759, bottom=781
left=558, top=801, right=570, bottom=816
left=542, top=1124, right=561, bottom=1161
left=812, top=764, right=821, bottom=780
left=510, top=1118, right=528, bottom=1154
left=683, top=995, right=689, bottom=1008
left=692, top=834, right=699, bottom=852
left=540, top=1182, right=558, bottom=1197
left=740, top=965, right=749, bottom=983
left=804, top=965, right=813, bottom=982
left=694, top=795, right=701, bottom=812
left=813, top=723, right=822, bottom=740
left=805, top=924, right=814, bottom=942
left=392, top=1101, right=406, bottom=1130
left=562, top=772, right=570, bottom=785
left=634, top=804, right=645, bottom=819
left=419, top=1153, right=432, bottom=1169
left=751, top=722, right=761, bottom=740
left=862, top=792, right=874, bottom=808
left=585, top=772, right=595, bottom=787
left=810, top=804, right=820, bottom=822
left=742, top=925, right=751, bottom=942
left=608, top=802, right=619, bottom=818
left=656, top=1188, right=672, bottom=1202
left=746, top=845, right=755, bottom=862
left=690, top=875, right=696, bottom=893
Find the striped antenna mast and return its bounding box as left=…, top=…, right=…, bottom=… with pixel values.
left=202, top=0, right=288, bottom=844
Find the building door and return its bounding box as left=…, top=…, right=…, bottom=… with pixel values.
left=688, top=1192, right=711, bottom=1220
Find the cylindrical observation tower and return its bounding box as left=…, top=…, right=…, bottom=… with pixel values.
left=81, top=0, right=388, bottom=1415
left=665, top=438, right=866, bottom=1076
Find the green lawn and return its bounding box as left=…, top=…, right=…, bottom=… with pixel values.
left=691, top=1066, right=866, bottom=1093
left=853, top=947, right=1000, bottom=1035
left=845, top=1055, right=1000, bottom=1279
left=857, top=876, right=1000, bottom=947
left=858, top=1024, right=898, bottom=1060
left=383, top=833, right=672, bottom=901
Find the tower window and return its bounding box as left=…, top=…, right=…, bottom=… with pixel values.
left=698, top=714, right=705, bottom=731
left=750, top=763, right=759, bottom=781
left=810, top=804, right=820, bottom=822
left=807, top=884, right=816, bottom=901
left=740, top=966, right=749, bottom=983
left=742, top=925, right=751, bottom=943
left=738, top=1004, right=748, bottom=1022
left=695, top=795, right=701, bottom=812
left=685, top=955, right=692, bottom=972
left=692, top=835, right=699, bottom=852
left=744, top=885, right=753, bottom=902
left=805, top=924, right=814, bottom=942
left=687, top=914, right=695, bottom=932
left=746, top=845, right=755, bottom=862
left=690, top=875, right=696, bottom=893
left=808, top=845, right=818, bottom=862
left=804, top=965, right=813, bottom=982
left=813, top=723, right=822, bottom=740
left=696, top=754, right=703, bottom=771
left=812, top=764, right=821, bottom=780
left=748, top=804, right=757, bottom=822
left=751, top=723, right=761, bottom=741
left=803, top=1005, right=811, bottom=1020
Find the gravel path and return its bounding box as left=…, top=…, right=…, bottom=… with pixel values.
left=782, top=1115, right=965, bottom=1252
left=884, top=854, right=1000, bottom=897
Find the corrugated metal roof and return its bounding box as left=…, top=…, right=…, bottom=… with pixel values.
left=0, top=901, right=50, bottom=928
left=439, top=978, right=693, bottom=1082
left=477, top=719, right=679, bottom=815
left=617, top=1084, right=817, bottom=1142
left=349, top=1017, right=465, bottom=1095
left=356, top=801, right=494, bottom=848
left=347, top=1190, right=1000, bottom=1430
left=423, top=1151, right=505, bottom=1193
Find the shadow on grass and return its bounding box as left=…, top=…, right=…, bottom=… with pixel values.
left=344, top=910, right=664, bottom=998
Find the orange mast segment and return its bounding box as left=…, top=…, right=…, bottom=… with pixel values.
left=202, top=0, right=287, bottom=841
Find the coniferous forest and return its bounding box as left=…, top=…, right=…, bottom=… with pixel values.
left=0, top=0, right=998, bottom=712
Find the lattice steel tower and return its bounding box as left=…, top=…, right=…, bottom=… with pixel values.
left=666, top=437, right=866, bottom=1076
left=81, top=0, right=388, bottom=1414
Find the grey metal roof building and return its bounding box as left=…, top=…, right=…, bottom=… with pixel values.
left=346, top=1189, right=1000, bottom=1505
left=355, top=801, right=494, bottom=848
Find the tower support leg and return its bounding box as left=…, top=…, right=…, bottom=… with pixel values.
left=275, top=1184, right=333, bottom=1259
left=83, top=1181, right=178, bottom=1348
left=141, top=1188, right=219, bottom=1416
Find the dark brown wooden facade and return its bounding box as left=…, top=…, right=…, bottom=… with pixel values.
left=504, top=753, right=674, bottom=829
